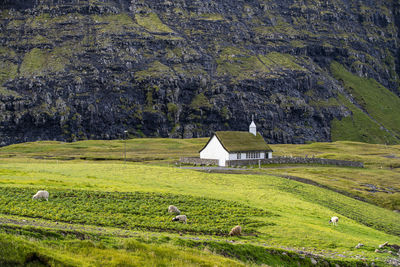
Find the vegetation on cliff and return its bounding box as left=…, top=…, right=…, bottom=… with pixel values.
left=330, top=62, right=400, bottom=144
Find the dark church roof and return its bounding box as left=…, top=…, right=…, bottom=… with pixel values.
left=200, top=131, right=273, bottom=153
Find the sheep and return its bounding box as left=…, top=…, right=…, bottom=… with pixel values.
left=168, top=205, right=180, bottom=214
left=355, top=243, right=364, bottom=249
left=379, top=241, right=388, bottom=249
left=329, top=216, right=339, bottom=226
left=172, top=215, right=187, bottom=224
left=32, top=190, right=49, bottom=201
left=229, top=225, right=242, bottom=236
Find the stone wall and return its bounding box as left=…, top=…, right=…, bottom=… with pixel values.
left=180, top=157, right=219, bottom=166
left=226, top=157, right=364, bottom=168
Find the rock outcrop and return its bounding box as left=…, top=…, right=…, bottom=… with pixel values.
left=1, top=0, right=400, bottom=145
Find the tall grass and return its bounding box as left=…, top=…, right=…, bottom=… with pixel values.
left=0, top=232, right=244, bottom=267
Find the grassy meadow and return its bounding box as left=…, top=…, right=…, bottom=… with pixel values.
left=0, top=138, right=206, bottom=162
left=0, top=139, right=399, bottom=266
left=269, top=141, right=400, bottom=211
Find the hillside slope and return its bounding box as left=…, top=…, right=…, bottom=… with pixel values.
left=1, top=0, right=400, bottom=145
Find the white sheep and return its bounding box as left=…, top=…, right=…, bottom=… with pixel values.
left=229, top=225, right=242, bottom=236
left=355, top=243, right=364, bottom=249
left=168, top=205, right=180, bottom=214
left=172, top=215, right=187, bottom=224
left=32, top=190, right=49, bottom=201
left=329, top=216, right=339, bottom=226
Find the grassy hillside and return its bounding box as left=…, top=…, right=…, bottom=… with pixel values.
left=330, top=62, right=400, bottom=144
left=261, top=141, right=400, bottom=211
left=0, top=231, right=245, bottom=266
left=0, top=139, right=399, bottom=266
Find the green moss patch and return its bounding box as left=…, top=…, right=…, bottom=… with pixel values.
left=260, top=52, right=306, bottom=72
left=20, top=48, right=69, bottom=77
left=216, top=47, right=271, bottom=80
left=0, top=61, right=17, bottom=85
left=28, top=13, right=52, bottom=29
left=31, top=35, right=52, bottom=45
left=135, top=61, right=174, bottom=81
left=211, top=131, right=272, bottom=152
left=189, top=93, right=212, bottom=110
left=0, top=47, right=16, bottom=59
left=0, top=87, right=20, bottom=98
left=253, top=18, right=299, bottom=38
left=216, top=48, right=306, bottom=80
left=135, top=12, right=174, bottom=33
left=93, top=14, right=139, bottom=34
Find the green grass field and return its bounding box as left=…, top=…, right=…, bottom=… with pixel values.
left=0, top=139, right=399, bottom=266
left=0, top=138, right=205, bottom=162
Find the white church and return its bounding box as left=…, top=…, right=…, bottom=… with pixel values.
left=199, top=120, right=273, bottom=167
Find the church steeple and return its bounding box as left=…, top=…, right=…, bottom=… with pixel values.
left=249, top=116, right=256, bottom=136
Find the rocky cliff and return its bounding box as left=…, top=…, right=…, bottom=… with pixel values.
left=1, top=0, right=400, bottom=145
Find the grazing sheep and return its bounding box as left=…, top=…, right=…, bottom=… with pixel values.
left=379, top=241, right=388, bottom=249
left=32, top=190, right=49, bottom=201
left=229, top=225, right=242, bottom=236
left=172, top=215, right=187, bottom=224
left=329, top=216, right=339, bottom=226
left=168, top=205, right=180, bottom=214
left=355, top=243, right=364, bottom=249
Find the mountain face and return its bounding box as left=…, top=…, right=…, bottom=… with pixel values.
left=1, top=0, right=400, bottom=146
